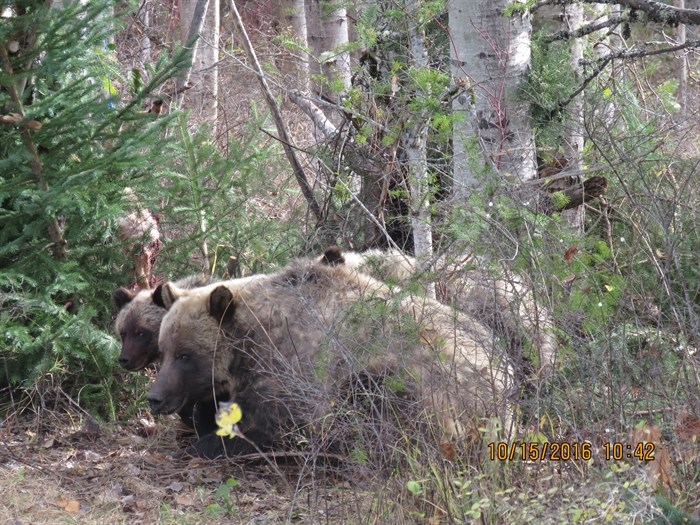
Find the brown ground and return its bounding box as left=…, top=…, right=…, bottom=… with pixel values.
left=0, top=408, right=379, bottom=525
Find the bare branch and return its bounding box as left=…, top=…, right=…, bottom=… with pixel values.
left=226, top=0, right=323, bottom=222
left=536, top=0, right=700, bottom=26
left=544, top=15, right=624, bottom=42
left=555, top=39, right=700, bottom=112
left=288, top=89, right=338, bottom=139
left=580, top=39, right=700, bottom=65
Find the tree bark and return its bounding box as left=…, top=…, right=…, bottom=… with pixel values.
left=561, top=3, right=585, bottom=231
left=676, top=0, right=688, bottom=112
left=536, top=0, right=700, bottom=26
left=305, top=0, right=351, bottom=104
left=138, top=0, right=152, bottom=65
left=273, top=0, right=310, bottom=91
left=450, top=0, right=537, bottom=198
left=177, top=0, right=219, bottom=129
left=404, top=0, right=435, bottom=299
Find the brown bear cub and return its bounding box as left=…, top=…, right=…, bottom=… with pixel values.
left=114, top=275, right=212, bottom=429
left=148, top=251, right=512, bottom=459
left=113, top=274, right=210, bottom=371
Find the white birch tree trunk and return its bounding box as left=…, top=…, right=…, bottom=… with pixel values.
left=675, top=0, right=688, bottom=112
left=561, top=3, right=584, bottom=231
left=305, top=0, right=351, bottom=103
left=178, top=0, right=219, bottom=129
left=450, top=0, right=536, bottom=198
left=274, top=0, right=309, bottom=91
left=404, top=0, right=435, bottom=299
left=138, top=0, right=152, bottom=65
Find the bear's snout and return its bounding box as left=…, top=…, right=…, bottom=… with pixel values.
left=119, top=356, right=135, bottom=370
left=147, top=392, right=167, bottom=414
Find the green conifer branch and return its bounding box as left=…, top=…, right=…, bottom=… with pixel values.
left=0, top=42, right=66, bottom=259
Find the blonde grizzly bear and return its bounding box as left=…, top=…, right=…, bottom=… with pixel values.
left=321, top=246, right=557, bottom=384
left=148, top=254, right=512, bottom=459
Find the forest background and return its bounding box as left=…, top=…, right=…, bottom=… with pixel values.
left=0, top=0, right=699, bottom=522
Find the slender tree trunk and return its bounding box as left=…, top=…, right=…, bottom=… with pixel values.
left=450, top=0, right=536, bottom=198
left=274, top=0, right=309, bottom=91
left=177, top=0, right=219, bottom=129
left=562, top=3, right=584, bottom=231
left=404, top=0, right=435, bottom=299
left=305, top=0, right=351, bottom=104
left=138, top=0, right=152, bottom=65
left=591, top=5, right=619, bottom=127
left=675, top=0, right=688, bottom=112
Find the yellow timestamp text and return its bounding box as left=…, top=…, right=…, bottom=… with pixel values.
left=488, top=441, right=657, bottom=462
left=602, top=441, right=655, bottom=461
left=488, top=441, right=592, bottom=462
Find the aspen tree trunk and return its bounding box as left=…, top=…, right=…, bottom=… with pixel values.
left=178, top=0, right=219, bottom=129
left=561, top=3, right=584, bottom=231
left=138, top=0, right=152, bottom=65
left=274, top=0, right=309, bottom=91
left=675, top=0, right=688, bottom=112
left=450, top=0, right=536, bottom=198
left=591, top=5, right=620, bottom=128
left=404, top=0, right=435, bottom=299
left=305, top=0, right=351, bottom=104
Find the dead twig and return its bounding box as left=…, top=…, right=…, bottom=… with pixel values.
left=226, top=0, right=322, bottom=222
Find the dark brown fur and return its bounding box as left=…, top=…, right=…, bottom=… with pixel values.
left=113, top=274, right=210, bottom=371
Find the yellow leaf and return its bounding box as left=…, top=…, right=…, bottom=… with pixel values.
left=215, top=402, right=243, bottom=438
left=420, top=328, right=440, bottom=346
left=629, top=425, right=673, bottom=491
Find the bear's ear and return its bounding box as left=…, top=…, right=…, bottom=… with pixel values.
left=152, top=284, right=166, bottom=308
left=113, top=288, right=136, bottom=310
left=320, top=246, right=345, bottom=266
left=158, top=283, right=186, bottom=310
left=208, top=285, right=236, bottom=324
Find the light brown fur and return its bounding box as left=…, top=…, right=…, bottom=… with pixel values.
left=150, top=257, right=512, bottom=457
left=333, top=248, right=558, bottom=383
left=117, top=188, right=161, bottom=290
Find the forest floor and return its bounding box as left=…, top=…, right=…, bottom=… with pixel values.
left=0, top=409, right=380, bottom=525
left=3, top=401, right=699, bottom=524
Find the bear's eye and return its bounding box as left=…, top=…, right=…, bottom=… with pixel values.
left=137, top=331, right=147, bottom=338
left=177, top=353, right=190, bottom=361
